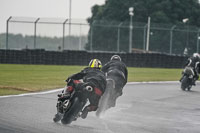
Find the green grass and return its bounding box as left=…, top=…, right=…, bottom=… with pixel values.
left=0, top=87, right=28, bottom=96
left=0, top=64, right=82, bottom=92
left=0, top=64, right=183, bottom=95
left=128, top=67, right=182, bottom=82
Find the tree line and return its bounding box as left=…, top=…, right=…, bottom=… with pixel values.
left=85, top=0, right=200, bottom=54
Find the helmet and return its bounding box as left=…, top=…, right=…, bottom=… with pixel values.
left=111, top=55, right=121, bottom=61
left=193, top=53, right=200, bottom=60
left=89, top=59, right=102, bottom=69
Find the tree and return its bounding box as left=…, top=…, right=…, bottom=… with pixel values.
left=86, top=0, right=200, bottom=53
left=89, top=0, right=200, bottom=26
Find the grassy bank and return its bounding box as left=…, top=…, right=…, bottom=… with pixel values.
left=0, top=64, right=182, bottom=95
left=128, top=67, right=182, bottom=82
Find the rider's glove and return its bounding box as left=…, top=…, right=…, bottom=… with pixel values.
left=66, top=78, right=72, bottom=83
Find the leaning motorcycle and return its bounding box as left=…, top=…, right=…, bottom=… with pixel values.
left=180, top=66, right=194, bottom=91
left=53, top=79, right=93, bottom=124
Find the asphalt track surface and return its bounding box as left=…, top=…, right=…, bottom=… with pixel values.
left=0, top=82, right=200, bottom=133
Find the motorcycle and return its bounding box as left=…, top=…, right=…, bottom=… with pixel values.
left=53, top=79, right=94, bottom=124
left=180, top=66, right=195, bottom=91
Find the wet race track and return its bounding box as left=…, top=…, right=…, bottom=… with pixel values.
left=0, top=82, right=200, bottom=133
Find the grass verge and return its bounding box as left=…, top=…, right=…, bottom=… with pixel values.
left=0, top=64, right=183, bottom=96
left=0, top=87, right=28, bottom=96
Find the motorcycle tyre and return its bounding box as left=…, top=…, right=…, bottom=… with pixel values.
left=181, top=76, right=191, bottom=91
left=61, top=97, right=82, bottom=124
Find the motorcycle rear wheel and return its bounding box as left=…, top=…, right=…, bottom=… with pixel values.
left=181, top=76, right=191, bottom=91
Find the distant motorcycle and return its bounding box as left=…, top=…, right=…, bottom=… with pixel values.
left=180, top=66, right=194, bottom=91
left=53, top=80, right=93, bottom=124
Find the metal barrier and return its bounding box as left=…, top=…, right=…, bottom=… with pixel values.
left=0, top=49, right=187, bottom=68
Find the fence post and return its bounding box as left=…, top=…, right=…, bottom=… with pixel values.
left=143, top=24, right=147, bottom=50
left=169, top=25, right=176, bottom=55
left=197, top=29, right=200, bottom=53
left=129, top=7, right=134, bottom=53
left=69, top=0, right=72, bottom=36
left=117, top=22, right=123, bottom=52
left=62, top=19, right=68, bottom=50
left=6, top=16, right=12, bottom=49
left=79, top=24, right=82, bottom=50
left=90, top=25, right=93, bottom=51
left=34, top=18, right=40, bottom=49
left=90, top=21, right=96, bottom=51
left=146, top=17, right=151, bottom=51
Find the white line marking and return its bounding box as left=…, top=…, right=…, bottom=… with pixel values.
left=0, top=81, right=199, bottom=99
left=0, top=88, right=64, bottom=99
left=128, top=81, right=199, bottom=84
left=127, top=81, right=179, bottom=84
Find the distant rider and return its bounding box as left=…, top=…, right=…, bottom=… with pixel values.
left=59, top=59, right=106, bottom=119
left=183, top=53, right=200, bottom=85
left=101, top=55, right=128, bottom=107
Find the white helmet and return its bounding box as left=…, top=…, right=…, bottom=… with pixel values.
left=111, top=55, right=121, bottom=61
left=193, top=53, right=200, bottom=60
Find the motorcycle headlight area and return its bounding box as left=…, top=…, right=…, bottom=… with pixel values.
left=85, top=86, right=93, bottom=92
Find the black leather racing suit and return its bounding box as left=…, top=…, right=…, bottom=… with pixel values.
left=185, top=57, right=200, bottom=81
left=101, top=60, right=128, bottom=96
left=67, top=67, right=106, bottom=112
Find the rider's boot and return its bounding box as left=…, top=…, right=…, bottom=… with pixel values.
left=192, top=79, right=196, bottom=86
left=81, top=105, right=98, bottom=119
left=81, top=108, right=89, bottom=119
left=179, top=77, right=183, bottom=82
left=53, top=112, right=63, bottom=122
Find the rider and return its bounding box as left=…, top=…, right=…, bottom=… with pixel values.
left=183, top=53, right=200, bottom=85
left=59, top=59, right=106, bottom=119
left=101, top=55, right=128, bottom=107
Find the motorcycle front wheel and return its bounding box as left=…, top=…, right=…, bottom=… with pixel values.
left=61, top=97, right=83, bottom=124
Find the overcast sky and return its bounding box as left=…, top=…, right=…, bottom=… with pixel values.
left=0, top=0, right=105, bottom=33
